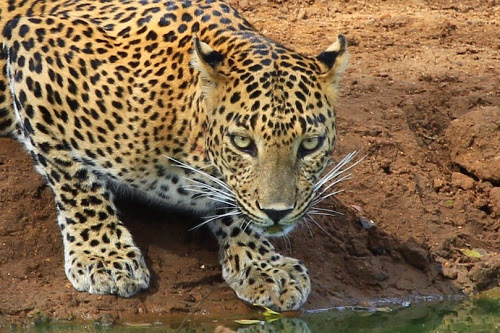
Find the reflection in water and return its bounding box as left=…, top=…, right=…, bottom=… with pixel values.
left=9, top=292, right=500, bottom=332
left=215, top=318, right=310, bottom=333
left=216, top=295, right=500, bottom=333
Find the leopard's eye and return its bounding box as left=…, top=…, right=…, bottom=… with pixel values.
left=230, top=135, right=256, bottom=156
left=301, top=137, right=320, bottom=151
left=298, top=136, right=324, bottom=157
left=232, top=135, right=252, bottom=149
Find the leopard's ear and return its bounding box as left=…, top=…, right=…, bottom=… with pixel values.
left=317, top=34, right=349, bottom=85
left=191, top=36, right=225, bottom=84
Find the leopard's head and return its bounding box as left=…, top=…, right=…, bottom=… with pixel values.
left=192, top=34, right=348, bottom=236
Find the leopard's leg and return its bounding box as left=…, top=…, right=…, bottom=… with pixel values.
left=60, top=169, right=150, bottom=296
left=5, top=70, right=149, bottom=297
left=30, top=148, right=150, bottom=296
left=3, top=16, right=149, bottom=297
left=209, top=216, right=310, bottom=311
left=34, top=150, right=150, bottom=296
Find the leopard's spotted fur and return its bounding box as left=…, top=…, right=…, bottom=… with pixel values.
left=0, top=0, right=348, bottom=310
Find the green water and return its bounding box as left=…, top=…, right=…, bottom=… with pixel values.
left=6, top=295, right=500, bottom=333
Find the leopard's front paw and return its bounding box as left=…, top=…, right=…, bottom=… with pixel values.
left=225, top=256, right=311, bottom=311
left=65, top=246, right=150, bottom=297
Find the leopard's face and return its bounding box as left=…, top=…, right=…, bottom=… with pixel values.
left=192, top=36, right=348, bottom=236
left=215, top=98, right=336, bottom=236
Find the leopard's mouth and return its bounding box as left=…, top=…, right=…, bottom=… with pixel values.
left=241, top=214, right=298, bottom=237
left=261, top=223, right=296, bottom=238
left=235, top=200, right=300, bottom=236
left=266, top=224, right=283, bottom=235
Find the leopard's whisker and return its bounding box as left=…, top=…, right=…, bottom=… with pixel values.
left=282, top=233, right=292, bottom=254
left=185, top=173, right=229, bottom=190
left=301, top=217, right=315, bottom=237
left=212, top=206, right=239, bottom=210
left=177, top=166, right=240, bottom=211
left=202, top=210, right=241, bottom=220
left=184, top=182, right=236, bottom=202
left=311, top=189, right=344, bottom=206
left=184, top=185, right=236, bottom=204
left=308, top=210, right=342, bottom=218
left=190, top=210, right=241, bottom=231
left=314, top=174, right=351, bottom=200
left=306, top=213, right=333, bottom=237
left=184, top=191, right=237, bottom=207
left=164, top=155, right=233, bottom=193
left=313, top=151, right=358, bottom=191
left=310, top=207, right=343, bottom=215
left=313, top=151, right=360, bottom=191
left=239, top=218, right=252, bottom=234
left=186, top=176, right=234, bottom=197
left=308, top=151, right=364, bottom=213
left=203, top=197, right=237, bottom=207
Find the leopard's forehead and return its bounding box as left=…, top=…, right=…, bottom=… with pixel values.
left=222, top=39, right=324, bottom=81
left=216, top=46, right=333, bottom=144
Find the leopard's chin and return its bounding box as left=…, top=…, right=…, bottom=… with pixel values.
left=247, top=222, right=296, bottom=238
left=266, top=224, right=296, bottom=237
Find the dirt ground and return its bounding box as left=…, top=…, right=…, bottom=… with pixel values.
left=0, top=0, right=499, bottom=328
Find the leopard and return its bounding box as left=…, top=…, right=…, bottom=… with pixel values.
left=0, top=0, right=348, bottom=311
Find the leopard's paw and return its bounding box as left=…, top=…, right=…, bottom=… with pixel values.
left=65, top=246, right=150, bottom=297
left=226, top=256, right=310, bottom=311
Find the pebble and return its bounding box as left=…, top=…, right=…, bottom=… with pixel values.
left=451, top=172, right=475, bottom=190
left=359, top=216, right=377, bottom=229
left=399, top=239, right=429, bottom=270
left=440, top=265, right=459, bottom=280
left=432, top=178, right=446, bottom=190
left=489, top=187, right=500, bottom=214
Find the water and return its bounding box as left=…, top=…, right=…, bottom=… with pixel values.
left=6, top=293, right=500, bottom=333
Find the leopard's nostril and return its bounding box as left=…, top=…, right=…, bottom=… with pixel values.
left=261, top=208, right=293, bottom=224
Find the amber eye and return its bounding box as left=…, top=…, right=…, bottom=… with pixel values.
left=298, top=137, right=324, bottom=157
left=230, top=135, right=257, bottom=156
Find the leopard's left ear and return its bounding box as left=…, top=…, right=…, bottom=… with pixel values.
left=317, top=34, right=349, bottom=85
left=191, top=36, right=225, bottom=84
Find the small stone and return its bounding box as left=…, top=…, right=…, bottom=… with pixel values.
left=359, top=216, right=377, bottom=229
left=489, top=187, right=500, bottom=215
left=351, top=238, right=371, bottom=257
left=99, top=314, right=115, bottom=327
left=297, top=9, right=307, bottom=20
left=433, top=178, right=446, bottom=190
left=451, top=172, right=475, bottom=190
left=399, top=238, right=429, bottom=270
left=440, top=265, right=458, bottom=280
left=238, top=0, right=251, bottom=10
left=371, top=246, right=385, bottom=256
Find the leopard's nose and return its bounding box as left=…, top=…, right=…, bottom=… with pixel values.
left=262, top=208, right=293, bottom=224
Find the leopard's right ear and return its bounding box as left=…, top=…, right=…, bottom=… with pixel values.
left=191, top=36, right=225, bottom=84
left=317, top=34, right=349, bottom=87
